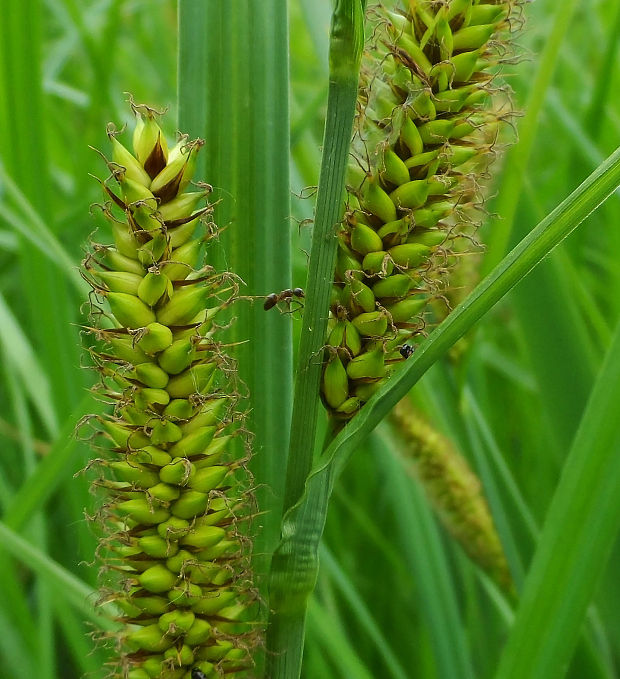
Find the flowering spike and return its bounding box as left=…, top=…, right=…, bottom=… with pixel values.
left=83, top=105, right=259, bottom=679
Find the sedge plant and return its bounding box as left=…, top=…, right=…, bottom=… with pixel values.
left=82, top=104, right=259, bottom=679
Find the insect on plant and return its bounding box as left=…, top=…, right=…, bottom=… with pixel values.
left=262, top=287, right=305, bottom=312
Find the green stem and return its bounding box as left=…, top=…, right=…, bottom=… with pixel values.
left=266, top=3, right=364, bottom=677
left=282, top=0, right=364, bottom=514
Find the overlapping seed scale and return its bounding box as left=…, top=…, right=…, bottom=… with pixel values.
left=84, top=106, right=258, bottom=679
left=322, top=0, right=518, bottom=419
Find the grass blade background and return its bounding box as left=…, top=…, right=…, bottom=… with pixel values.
left=493, top=315, right=620, bottom=679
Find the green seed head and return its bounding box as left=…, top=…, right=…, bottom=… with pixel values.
left=322, top=0, right=522, bottom=419
left=83, top=105, right=259, bottom=678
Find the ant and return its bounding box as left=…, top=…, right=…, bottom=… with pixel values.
left=263, top=287, right=305, bottom=311
left=192, top=669, right=208, bottom=679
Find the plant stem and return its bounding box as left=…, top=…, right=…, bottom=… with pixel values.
left=282, top=0, right=364, bottom=514
left=266, top=2, right=364, bottom=677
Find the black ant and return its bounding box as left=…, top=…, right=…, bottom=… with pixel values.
left=192, top=669, right=208, bottom=679
left=399, top=344, right=415, bottom=359
left=263, top=287, right=305, bottom=311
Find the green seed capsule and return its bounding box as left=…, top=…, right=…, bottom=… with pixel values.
left=126, top=624, right=173, bottom=653
left=372, top=274, right=413, bottom=299
left=198, top=640, right=232, bottom=660
left=400, top=117, right=424, bottom=156
left=322, top=354, right=349, bottom=409
left=346, top=349, right=386, bottom=380
left=389, top=180, right=430, bottom=209
left=386, top=297, right=427, bottom=323
left=380, top=148, right=410, bottom=186
left=141, top=656, right=166, bottom=678
left=336, top=397, right=362, bottom=416
left=350, top=223, right=383, bottom=255
left=134, top=388, right=170, bottom=409
left=167, top=363, right=216, bottom=399
left=162, top=238, right=203, bottom=282
left=169, top=583, right=202, bottom=607
left=158, top=338, right=195, bottom=375
left=164, top=398, right=195, bottom=420
left=157, top=286, right=211, bottom=326
left=138, top=272, right=171, bottom=307
left=389, top=243, right=431, bottom=268
left=150, top=419, right=183, bottom=445
left=135, top=445, right=173, bottom=467
left=184, top=618, right=212, bottom=646
left=91, top=270, right=142, bottom=295
left=157, top=516, right=191, bottom=540
left=160, top=459, right=195, bottom=486
left=116, top=499, right=169, bottom=526
left=189, top=466, right=228, bottom=494
left=158, top=191, right=207, bottom=222
left=406, top=230, right=445, bottom=247
left=362, top=181, right=397, bottom=223
left=107, top=336, right=151, bottom=364
left=343, top=321, right=362, bottom=356
left=171, top=490, right=210, bottom=519
left=362, top=251, right=394, bottom=276
left=109, top=461, right=159, bottom=488
left=95, top=248, right=146, bottom=276
left=191, top=590, right=237, bottom=616
left=417, top=120, right=456, bottom=145
left=166, top=549, right=194, bottom=574
left=137, top=322, right=174, bottom=354
left=342, top=278, right=376, bottom=314
left=128, top=668, right=151, bottom=679
left=110, top=136, right=152, bottom=187
left=133, top=362, right=170, bottom=389
left=133, top=112, right=168, bottom=166
left=138, top=234, right=168, bottom=267
left=169, top=426, right=217, bottom=458
left=452, top=23, right=495, bottom=50
left=149, top=482, right=181, bottom=502
left=139, top=564, right=177, bottom=593
left=107, top=292, right=157, bottom=328
left=139, top=534, right=180, bottom=559
left=164, top=643, right=194, bottom=666
left=180, top=399, right=226, bottom=433
left=351, top=311, right=389, bottom=337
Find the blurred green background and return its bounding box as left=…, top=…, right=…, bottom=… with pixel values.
left=0, top=1, right=619, bottom=678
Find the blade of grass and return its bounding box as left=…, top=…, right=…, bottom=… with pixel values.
left=283, top=0, right=364, bottom=512
left=268, top=146, right=620, bottom=677
left=266, top=3, right=364, bottom=677
left=306, top=597, right=375, bottom=679
left=493, top=314, right=620, bottom=679
left=320, top=543, right=410, bottom=679
left=0, top=292, right=59, bottom=436
left=3, top=393, right=104, bottom=532
left=0, top=521, right=117, bottom=631
left=380, top=430, right=476, bottom=679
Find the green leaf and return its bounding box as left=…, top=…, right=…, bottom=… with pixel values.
left=492, top=316, right=620, bottom=679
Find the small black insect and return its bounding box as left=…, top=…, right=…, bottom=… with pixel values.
left=399, top=344, right=415, bottom=359
left=263, top=287, right=305, bottom=311
left=191, top=668, right=208, bottom=679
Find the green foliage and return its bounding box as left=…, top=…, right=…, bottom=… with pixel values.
left=0, top=1, right=619, bottom=679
